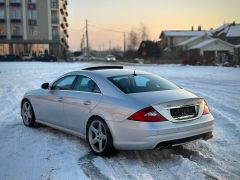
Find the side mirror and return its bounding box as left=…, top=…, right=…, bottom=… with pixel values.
left=41, top=83, right=49, bottom=89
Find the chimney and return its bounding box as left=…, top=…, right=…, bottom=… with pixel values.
left=233, top=21, right=236, bottom=25
left=198, top=25, right=202, bottom=31
left=191, top=26, right=194, bottom=31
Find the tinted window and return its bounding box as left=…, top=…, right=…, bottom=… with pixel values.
left=51, top=75, right=77, bottom=90
left=73, top=76, right=101, bottom=93
left=108, top=74, right=179, bottom=94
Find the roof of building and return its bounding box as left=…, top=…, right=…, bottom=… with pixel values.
left=160, top=30, right=207, bottom=38
left=190, top=38, right=234, bottom=50
left=190, top=39, right=216, bottom=49
left=226, top=25, right=240, bottom=37
left=177, top=34, right=211, bottom=46
left=214, top=23, right=240, bottom=37
left=214, top=23, right=231, bottom=33
left=235, top=44, right=240, bottom=48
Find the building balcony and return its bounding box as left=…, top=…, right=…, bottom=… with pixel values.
left=11, top=35, right=22, bottom=39
left=0, top=35, right=7, bottom=39
left=51, top=3, right=58, bottom=9
left=52, top=34, right=60, bottom=40
left=28, top=3, right=36, bottom=10
left=11, top=19, right=22, bottom=23
left=28, top=19, right=37, bottom=25
left=60, top=23, right=65, bottom=29
left=10, top=2, right=21, bottom=6
left=51, top=19, right=59, bottom=24
left=60, top=8, right=64, bottom=15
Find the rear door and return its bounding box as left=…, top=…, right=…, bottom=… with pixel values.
left=62, top=75, right=102, bottom=134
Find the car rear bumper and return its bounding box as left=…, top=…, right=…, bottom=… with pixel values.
left=107, top=114, right=214, bottom=150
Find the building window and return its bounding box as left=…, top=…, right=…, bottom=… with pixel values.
left=28, top=10, right=37, bottom=19
left=51, top=10, right=59, bottom=24
left=11, top=0, right=21, bottom=3
left=28, top=0, right=36, bottom=3
left=11, top=9, right=21, bottom=19
left=52, top=27, right=59, bottom=39
left=0, top=9, right=4, bottom=19
left=0, top=24, right=5, bottom=35
left=12, top=25, right=21, bottom=35
left=29, top=26, right=38, bottom=36
left=51, top=0, right=58, bottom=8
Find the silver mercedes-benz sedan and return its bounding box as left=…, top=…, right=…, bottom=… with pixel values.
left=21, top=66, right=214, bottom=156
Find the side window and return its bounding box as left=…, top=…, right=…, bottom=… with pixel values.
left=51, top=75, right=77, bottom=90
left=73, top=76, right=101, bottom=93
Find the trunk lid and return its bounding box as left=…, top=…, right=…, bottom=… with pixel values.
left=129, top=89, right=204, bottom=122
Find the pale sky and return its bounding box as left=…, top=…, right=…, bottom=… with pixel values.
left=67, top=0, right=240, bottom=51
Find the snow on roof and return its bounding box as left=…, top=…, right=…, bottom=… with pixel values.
left=214, top=23, right=231, bottom=33
left=190, top=39, right=216, bottom=49
left=190, top=38, right=234, bottom=49
left=177, top=36, right=201, bottom=46
left=177, top=34, right=211, bottom=46
left=161, top=30, right=207, bottom=37
left=226, top=25, right=240, bottom=37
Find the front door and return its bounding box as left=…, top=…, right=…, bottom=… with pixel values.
left=37, top=75, right=77, bottom=127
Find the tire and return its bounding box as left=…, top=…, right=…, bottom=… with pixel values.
left=87, top=117, right=115, bottom=156
left=21, top=99, right=36, bottom=127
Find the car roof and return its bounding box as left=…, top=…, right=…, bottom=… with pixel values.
left=68, top=68, right=150, bottom=78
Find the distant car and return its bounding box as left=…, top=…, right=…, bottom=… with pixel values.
left=75, top=55, right=96, bottom=61
left=106, top=55, right=116, bottom=61
left=133, top=58, right=144, bottom=64
left=2, top=54, right=22, bottom=61
left=21, top=66, right=214, bottom=156
left=22, top=53, right=32, bottom=61
left=33, top=55, right=57, bottom=62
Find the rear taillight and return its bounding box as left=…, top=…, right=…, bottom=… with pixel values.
left=202, top=101, right=210, bottom=115
left=128, top=106, right=167, bottom=122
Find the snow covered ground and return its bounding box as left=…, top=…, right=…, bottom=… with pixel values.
left=0, top=62, right=239, bottom=180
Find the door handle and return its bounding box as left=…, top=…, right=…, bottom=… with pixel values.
left=57, top=97, right=63, bottom=102
left=83, top=100, right=91, bottom=105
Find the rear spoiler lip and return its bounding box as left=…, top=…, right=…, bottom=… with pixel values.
left=82, top=66, right=124, bottom=71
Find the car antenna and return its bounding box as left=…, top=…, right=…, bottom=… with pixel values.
left=133, top=70, right=137, bottom=76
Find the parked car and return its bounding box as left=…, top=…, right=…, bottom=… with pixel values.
left=2, top=54, right=22, bottom=61
left=22, top=53, right=32, bottom=61
left=21, top=66, right=214, bottom=156
left=133, top=58, right=144, bottom=64
left=106, top=54, right=116, bottom=61
left=32, top=55, right=57, bottom=62
left=0, top=55, right=5, bottom=61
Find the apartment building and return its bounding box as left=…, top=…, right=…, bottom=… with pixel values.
left=0, top=0, right=69, bottom=58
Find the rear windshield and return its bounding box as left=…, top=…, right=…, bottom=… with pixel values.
left=108, top=74, right=180, bottom=94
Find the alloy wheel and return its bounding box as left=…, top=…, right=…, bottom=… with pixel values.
left=88, top=120, right=107, bottom=153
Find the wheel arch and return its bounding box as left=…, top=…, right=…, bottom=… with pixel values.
left=86, top=115, right=113, bottom=139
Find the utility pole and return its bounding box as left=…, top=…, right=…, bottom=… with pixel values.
left=86, top=19, right=89, bottom=55
left=123, top=32, right=126, bottom=55
left=109, top=40, right=111, bottom=52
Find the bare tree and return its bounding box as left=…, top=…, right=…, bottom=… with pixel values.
left=127, top=30, right=139, bottom=51
left=139, top=23, right=149, bottom=41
